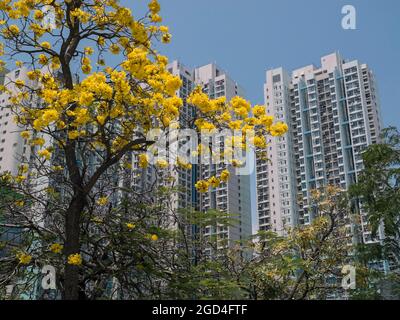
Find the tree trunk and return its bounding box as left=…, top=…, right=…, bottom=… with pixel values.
left=63, top=194, right=85, bottom=300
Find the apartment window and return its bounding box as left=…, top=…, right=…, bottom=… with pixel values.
left=273, top=74, right=281, bottom=83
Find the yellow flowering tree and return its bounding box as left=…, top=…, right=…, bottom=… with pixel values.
left=0, top=0, right=287, bottom=300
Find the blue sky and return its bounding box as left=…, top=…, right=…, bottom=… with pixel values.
left=130, top=0, right=400, bottom=128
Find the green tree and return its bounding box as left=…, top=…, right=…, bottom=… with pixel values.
left=349, top=126, right=400, bottom=298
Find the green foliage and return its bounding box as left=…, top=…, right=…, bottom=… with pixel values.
left=0, top=182, right=358, bottom=300
left=350, top=127, right=400, bottom=238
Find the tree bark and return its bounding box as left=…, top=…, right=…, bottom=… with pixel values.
left=63, top=194, right=85, bottom=300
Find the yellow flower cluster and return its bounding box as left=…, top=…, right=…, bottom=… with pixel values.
left=37, top=149, right=51, bottom=160
left=138, top=154, right=149, bottom=168
left=16, top=252, right=32, bottom=265
left=187, top=88, right=214, bottom=113
left=150, top=234, right=158, bottom=241
left=15, top=200, right=24, bottom=207
left=195, top=180, right=209, bottom=193
left=208, top=176, right=220, bottom=188
left=270, top=122, right=289, bottom=136
left=149, top=0, right=161, bottom=15
left=251, top=136, right=267, bottom=149
left=0, top=0, right=289, bottom=196
left=253, top=105, right=266, bottom=117
left=156, top=159, right=168, bottom=169
left=195, top=168, right=232, bottom=193
left=20, top=130, right=30, bottom=139
left=50, top=243, right=63, bottom=254
left=230, top=96, right=251, bottom=118
left=220, top=169, right=230, bottom=182
left=126, top=223, right=136, bottom=230
left=97, top=197, right=109, bottom=206
left=176, top=157, right=192, bottom=170
left=67, top=253, right=82, bottom=266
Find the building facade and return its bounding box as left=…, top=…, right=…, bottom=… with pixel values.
left=256, top=52, right=384, bottom=246
left=0, top=67, right=33, bottom=175
left=130, top=61, right=253, bottom=251
left=193, top=63, right=252, bottom=251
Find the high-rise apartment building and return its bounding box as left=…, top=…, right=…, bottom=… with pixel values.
left=131, top=61, right=253, bottom=250
left=193, top=63, right=252, bottom=250
left=256, top=52, right=383, bottom=245
left=110, top=62, right=254, bottom=295
left=0, top=66, right=56, bottom=177
left=0, top=67, right=33, bottom=175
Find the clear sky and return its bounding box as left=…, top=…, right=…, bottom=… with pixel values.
left=130, top=0, right=400, bottom=128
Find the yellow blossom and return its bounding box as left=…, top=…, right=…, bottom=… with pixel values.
left=148, top=0, right=161, bottom=14
left=97, top=197, right=108, bottom=206
left=165, top=76, right=182, bottom=96
left=31, top=137, right=45, bottom=146
left=15, top=175, right=26, bottom=183
left=82, top=64, right=92, bottom=74
left=96, top=115, right=106, bottom=125
left=15, top=79, right=24, bottom=88
left=67, top=253, right=82, bottom=266
left=187, top=88, right=212, bottom=113
left=159, top=25, right=169, bottom=33
left=42, top=109, right=59, bottom=124
left=50, top=243, right=63, bottom=254
left=162, top=33, right=171, bottom=43
left=208, top=176, right=220, bottom=188
left=220, top=169, right=230, bottom=182
left=195, top=180, right=209, bottom=193
left=84, top=47, right=94, bottom=55
left=33, top=10, right=44, bottom=20
left=17, top=253, right=32, bottom=265
left=270, top=122, right=288, bottom=136
left=27, top=70, right=40, bottom=80
left=150, top=13, right=162, bottom=23
left=176, top=157, right=192, bottom=170
left=68, top=130, right=80, bottom=140
left=38, top=149, right=51, bottom=160
left=8, top=24, right=20, bottom=35
left=15, top=200, right=24, bottom=207
left=253, top=105, right=266, bottom=117
left=155, top=159, right=168, bottom=169
left=126, top=223, right=136, bottom=230
left=38, top=54, right=48, bottom=65
left=138, top=154, right=149, bottom=168
left=41, top=41, right=51, bottom=49
left=110, top=44, right=120, bottom=54
left=20, top=131, right=30, bottom=139
left=33, top=120, right=43, bottom=131
left=259, top=115, right=274, bottom=128
left=231, top=159, right=243, bottom=167
left=251, top=136, right=267, bottom=149
left=231, top=96, right=251, bottom=118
